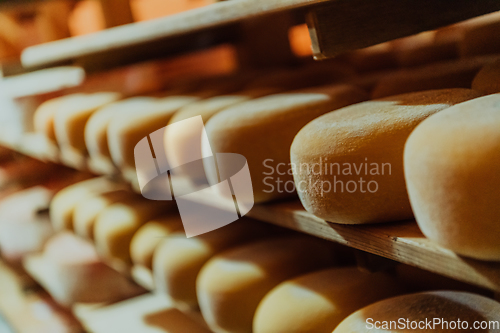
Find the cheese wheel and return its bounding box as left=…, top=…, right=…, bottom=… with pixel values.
left=203, top=84, right=368, bottom=203
left=404, top=94, right=500, bottom=260
left=471, top=58, right=500, bottom=95
left=153, top=219, right=273, bottom=309
left=93, top=197, right=174, bottom=263
left=254, top=267, right=405, bottom=333
left=28, top=232, right=143, bottom=306
left=130, top=213, right=184, bottom=269
left=107, top=96, right=198, bottom=178
left=85, top=97, right=156, bottom=174
left=333, top=291, right=500, bottom=332
left=49, top=177, right=124, bottom=231
left=371, top=55, right=499, bottom=98
left=459, top=11, right=500, bottom=57
left=342, top=42, right=398, bottom=72
left=73, top=189, right=138, bottom=240
left=54, top=92, right=121, bottom=152
left=290, top=89, right=482, bottom=224
left=0, top=158, right=59, bottom=189
left=197, top=236, right=345, bottom=333
left=33, top=94, right=85, bottom=143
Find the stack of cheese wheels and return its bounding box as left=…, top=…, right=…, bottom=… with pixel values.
left=107, top=95, right=199, bottom=183
left=152, top=219, right=274, bottom=309
left=73, top=189, right=139, bottom=240
left=25, top=232, right=143, bottom=307
left=404, top=94, right=500, bottom=261
left=472, top=58, right=500, bottom=95
left=371, top=55, right=498, bottom=98
left=93, top=195, right=174, bottom=263
left=129, top=212, right=184, bottom=270
left=85, top=97, right=156, bottom=174
left=290, top=88, right=482, bottom=224
left=253, top=267, right=405, bottom=333
left=196, top=236, right=348, bottom=333
left=203, top=84, right=368, bottom=203
left=333, top=291, right=500, bottom=332
left=49, top=177, right=125, bottom=231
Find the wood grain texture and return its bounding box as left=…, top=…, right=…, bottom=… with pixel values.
left=307, top=0, right=500, bottom=59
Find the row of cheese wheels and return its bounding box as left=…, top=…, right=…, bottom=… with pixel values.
left=25, top=175, right=497, bottom=333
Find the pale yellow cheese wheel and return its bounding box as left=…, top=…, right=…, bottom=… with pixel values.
left=404, top=94, right=500, bottom=260
left=290, top=89, right=482, bottom=224
left=203, top=85, right=368, bottom=203
left=254, top=267, right=405, bottom=333
left=152, top=219, right=273, bottom=309
left=73, top=189, right=138, bottom=240
left=107, top=96, right=198, bottom=175
left=93, top=197, right=174, bottom=263
left=333, top=291, right=500, bottom=332
left=85, top=97, right=156, bottom=174
left=54, top=92, right=121, bottom=153
left=196, top=236, right=345, bottom=333
left=49, top=177, right=125, bottom=231
left=130, top=213, right=184, bottom=269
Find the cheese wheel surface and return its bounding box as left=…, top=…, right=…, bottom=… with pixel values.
left=130, top=213, right=184, bottom=269
left=94, top=198, right=174, bottom=263
left=197, top=236, right=345, bottom=333
left=254, top=267, right=404, bottom=333
left=404, top=94, right=500, bottom=260
left=290, top=89, right=482, bottom=224
left=333, top=291, right=500, bottom=332
left=49, top=177, right=124, bottom=231
left=471, top=58, right=500, bottom=95
left=203, top=85, right=368, bottom=203
left=153, top=219, right=273, bottom=308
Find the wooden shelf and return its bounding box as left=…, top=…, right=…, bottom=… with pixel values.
left=2, top=133, right=500, bottom=293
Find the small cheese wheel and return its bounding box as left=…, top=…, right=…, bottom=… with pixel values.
left=333, top=291, right=500, bottom=332
left=73, top=189, right=137, bottom=240
left=33, top=94, right=85, bottom=143
left=290, top=89, right=482, bottom=224
left=54, top=92, right=121, bottom=152
left=204, top=85, right=368, bottom=203
left=29, top=232, right=143, bottom=306
left=94, top=197, right=174, bottom=263
left=471, top=58, right=500, bottom=95
left=371, top=55, right=498, bottom=98
left=107, top=96, right=198, bottom=175
left=254, top=267, right=405, bottom=333
left=153, top=219, right=273, bottom=309
left=50, top=177, right=124, bottom=231
left=130, top=214, right=184, bottom=269
left=85, top=97, right=156, bottom=174
left=197, top=236, right=344, bottom=333
left=404, top=94, right=500, bottom=260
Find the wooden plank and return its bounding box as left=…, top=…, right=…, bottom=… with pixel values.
left=307, top=0, right=500, bottom=59
left=21, top=0, right=328, bottom=69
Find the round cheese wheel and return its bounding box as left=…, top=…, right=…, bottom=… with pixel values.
left=254, top=267, right=405, bottom=333
left=49, top=177, right=124, bottom=231
left=459, top=11, right=500, bottom=57
left=130, top=214, right=184, bottom=269
left=93, top=197, right=174, bottom=263
left=196, top=236, right=345, bottom=333
left=73, top=189, right=137, bottom=240
left=290, top=89, right=482, bottom=224
left=54, top=92, right=121, bottom=153
left=152, top=219, right=273, bottom=309
left=333, top=291, right=500, bottom=332
left=203, top=85, right=368, bottom=203
left=371, top=56, right=498, bottom=99
left=404, top=94, right=500, bottom=260
left=85, top=97, right=156, bottom=174
left=471, top=58, right=500, bottom=95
